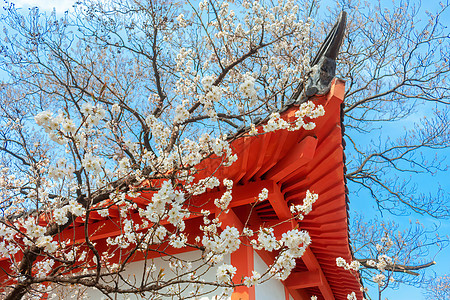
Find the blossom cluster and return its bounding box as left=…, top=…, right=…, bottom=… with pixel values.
left=262, top=101, right=325, bottom=133
left=35, top=259, right=55, bottom=278
left=52, top=200, right=85, bottom=225
left=139, top=181, right=187, bottom=229
left=203, top=225, right=240, bottom=260
left=248, top=227, right=312, bottom=280
left=35, top=103, right=106, bottom=146
left=258, top=188, right=268, bottom=201
left=336, top=257, right=361, bottom=271
left=146, top=115, right=172, bottom=150
left=239, top=75, right=258, bottom=105
left=82, top=152, right=105, bottom=174
left=216, top=264, right=237, bottom=284
left=214, top=179, right=234, bottom=210
left=243, top=270, right=261, bottom=287
left=198, top=75, right=223, bottom=119
left=0, top=223, right=20, bottom=258
left=48, top=158, right=75, bottom=180
left=290, top=190, right=318, bottom=220
left=267, top=229, right=311, bottom=280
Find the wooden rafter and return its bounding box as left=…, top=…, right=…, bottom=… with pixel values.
left=264, top=136, right=317, bottom=183
left=266, top=178, right=335, bottom=300
left=301, top=248, right=335, bottom=300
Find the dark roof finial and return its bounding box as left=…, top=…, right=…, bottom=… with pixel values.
left=293, top=11, right=347, bottom=102
left=311, top=11, right=347, bottom=65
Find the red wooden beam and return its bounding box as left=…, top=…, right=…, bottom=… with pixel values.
left=49, top=180, right=279, bottom=247
left=302, top=248, right=335, bottom=300
left=189, top=179, right=277, bottom=209
left=218, top=207, right=245, bottom=231
left=264, top=136, right=318, bottom=183
left=267, top=181, right=292, bottom=221
left=241, top=134, right=271, bottom=182
left=326, top=79, right=345, bottom=106
left=285, top=287, right=311, bottom=300
left=253, top=132, right=289, bottom=179
left=234, top=136, right=251, bottom=182
left=267, top=182, right=335, bottom=300
left=284, top=270, right=323, bottom=289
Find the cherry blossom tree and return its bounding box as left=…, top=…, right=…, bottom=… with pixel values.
left=342, top=215, right=448, bottom=300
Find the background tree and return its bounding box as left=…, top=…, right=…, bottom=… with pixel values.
left=313, top=0, right=450, bottom=297
left=348, top=215, right=447, bottom=299
left=333, top=0, right=450, bottom=217
left=316, top=0, right=450, bottom=298
left=426, top=275, right=450, bottom=300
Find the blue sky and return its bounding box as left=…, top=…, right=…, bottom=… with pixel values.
left=8, top=0, right=75, bottom=12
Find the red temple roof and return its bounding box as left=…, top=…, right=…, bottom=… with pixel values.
left=0, top=79, right=363, bottom=300
left=188, top=78, right=363, bottom=299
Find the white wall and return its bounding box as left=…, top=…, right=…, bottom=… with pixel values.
left=254, top=252, right=286, bottom=300
left=79, top=250, right=231, bottom=300
left=53, top=250, right=291, bottom=299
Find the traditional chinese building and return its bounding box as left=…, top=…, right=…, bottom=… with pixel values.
left=0, top=11, right=365, bottom=300
left=0, top=80, right=364, bottom=300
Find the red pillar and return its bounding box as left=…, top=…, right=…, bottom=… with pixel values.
left=218, top=208, right=255, bottom=300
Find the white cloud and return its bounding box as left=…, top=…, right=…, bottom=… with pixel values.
left=12, top=0, right=77, bottom=13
